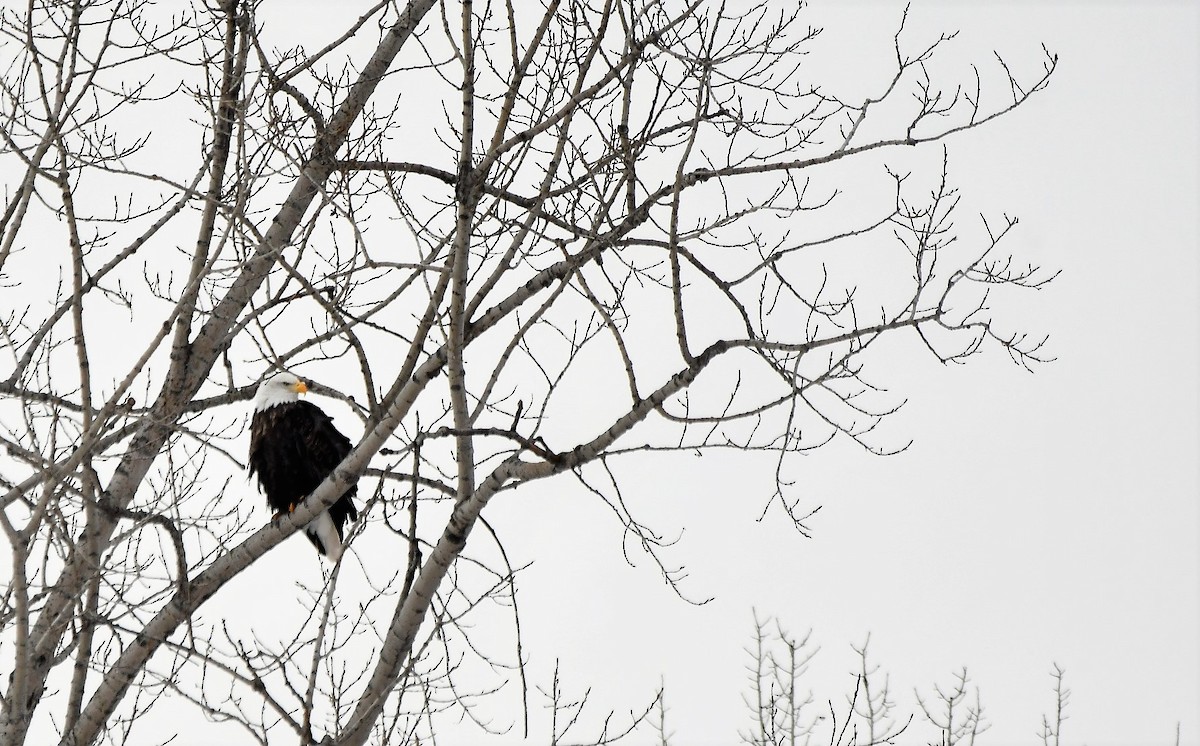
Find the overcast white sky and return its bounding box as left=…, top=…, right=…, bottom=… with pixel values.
left=453, top=3, right=1199, bottom=745
left=101, top=1, right=1194, bottom=744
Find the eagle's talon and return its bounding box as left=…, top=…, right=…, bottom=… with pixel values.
left=269, top=503, right=298, bottom=521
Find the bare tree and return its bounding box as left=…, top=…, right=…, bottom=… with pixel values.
left=915, top=667, right=988, bottom=746
left=0, top=0, right=1056, bottom=744
left=740, top=620, right=1100, bottom=746
left=740, top=613, right=821, bottom=746
left=850, top=635, right=905, bottom=745
left=1037, top=664, right=1069, bottom=746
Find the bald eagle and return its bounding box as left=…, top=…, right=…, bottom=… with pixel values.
left=249, top=372, right=359, bottom=561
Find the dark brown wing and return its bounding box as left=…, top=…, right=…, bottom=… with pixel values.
left=248, top=401, right=358, bottom=544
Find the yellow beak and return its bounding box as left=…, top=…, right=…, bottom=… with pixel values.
left=292, top=380, right=309, bottom=395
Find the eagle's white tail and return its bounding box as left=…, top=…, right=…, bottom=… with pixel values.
left=307, top=511, right=343, bottom=562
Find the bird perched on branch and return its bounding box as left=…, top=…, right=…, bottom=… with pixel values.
left=248, top=372, right=359, bottom=561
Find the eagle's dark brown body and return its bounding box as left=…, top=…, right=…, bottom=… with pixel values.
left=249, top=397, right=358, bottom=558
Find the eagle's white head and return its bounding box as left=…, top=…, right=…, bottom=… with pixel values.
left=253, top=372, right=308, bottom=412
